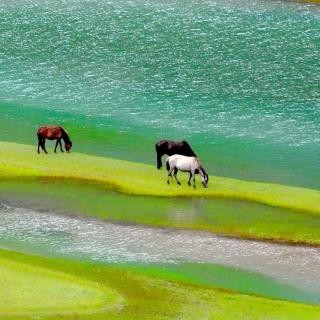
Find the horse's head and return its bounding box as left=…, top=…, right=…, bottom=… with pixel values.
left=65, top=142, right=72, bottom=152
left=200, top=170, right=209, bottom=188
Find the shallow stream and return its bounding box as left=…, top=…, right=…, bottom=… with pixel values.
left=1, top=201, right=320, bottom=305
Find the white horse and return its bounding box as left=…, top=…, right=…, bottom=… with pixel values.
left=166, top=154, right=209, bottom=188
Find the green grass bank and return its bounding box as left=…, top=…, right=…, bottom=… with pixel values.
left=1, top=141, right=320, bottom=245
left=1, top=248, right=320, bottom=320
left=0, top=141, right=319, bottom=214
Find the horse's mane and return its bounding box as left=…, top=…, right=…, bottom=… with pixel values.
left=199, top=164, right=208, bottom=179
left=59, top=127, right=71, bottom=143
left=192, top=158, right=208, bottom=179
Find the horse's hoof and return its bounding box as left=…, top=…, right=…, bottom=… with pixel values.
left=167, top=181, right=169, bottom=185
left=177, top=182, right=181, bottom=185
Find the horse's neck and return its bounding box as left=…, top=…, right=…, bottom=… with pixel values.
left=181, top=141, right=196, bottom=157
left=199, top=166, right=207, bottom=178
left=195, top=161, right=204, bottom=176
left=194, top=158, right=201, bottom=169
left=61, top=129, right=70, bottom=143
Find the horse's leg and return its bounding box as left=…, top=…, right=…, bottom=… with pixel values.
left=188, top=172, right=192, bottom=186
left=191, top=170, right=196, bottom=189
left=42, top=139, right=48, bottom=154
left=37, top=133, right=42, bottom=154
left=156, top=151, right=162, bottom=169
left=59, top=139, right=64, bottom=152
left=54, top=139, right=59, bottom=153
left=37, top=139, right=41, bottom=154
left=167, top=168, right=174, bottom=185
left=173, top=168, right=181, bottom=185
left=40, top=138, right=44, bottom=151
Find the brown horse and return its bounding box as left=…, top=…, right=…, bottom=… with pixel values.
left=37, top=126, right=72, bottom=154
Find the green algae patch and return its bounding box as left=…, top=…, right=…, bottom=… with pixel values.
left=0, top=141, right=319, bottom=215
left=1, top=248, right=320, bottom=320
left=0, top=255, right=122, bottom=315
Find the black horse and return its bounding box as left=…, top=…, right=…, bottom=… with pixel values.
left=155, top=140, right=197, bottom=169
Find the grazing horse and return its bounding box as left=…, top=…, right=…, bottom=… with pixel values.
left=166, top=154, right=209, bottom=188
left=37, top=126, right=72, bottom=154
left=155, top=140, right=197, bottom=169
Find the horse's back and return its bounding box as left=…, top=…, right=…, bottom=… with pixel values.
left=156, top=139, right=178, bottom=149
left=155, top=139, right=168, bottom=149
left=167, top=154, right=198, bottom=171
left=171, top=140, right=196, bottom=156
left=37, top=126, right=63, bottom=139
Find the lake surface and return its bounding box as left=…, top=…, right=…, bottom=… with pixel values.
left=1, top=202, right=320, bottom=304
left=0, top=0, right=319, bottom=188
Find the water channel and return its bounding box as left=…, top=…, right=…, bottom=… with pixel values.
left=1, top=201, right=320, bottom=305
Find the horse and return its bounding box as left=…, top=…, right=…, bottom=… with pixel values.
left=37, top=126, right=72, bottom=154
left=155, top=140, right=197, bottom=169
left=166, top=154, right=209, bottom=188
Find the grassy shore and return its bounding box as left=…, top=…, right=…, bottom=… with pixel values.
left=1, top=248, right=320, bottom=320
left=0, top=141, right=319, bottom=214
left=0, top=253, right=121, bottom=315
left=1, top=141, right=320, bottom=245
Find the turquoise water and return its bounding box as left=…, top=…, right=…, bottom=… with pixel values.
left=0, top=0, right=319, bottom=188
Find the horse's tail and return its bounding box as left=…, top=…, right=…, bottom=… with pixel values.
left=156, top=141, right=165, bottom=169
left=166, top=158, right=170, bottom=171
left=155, top=142, right=160, bottom=154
